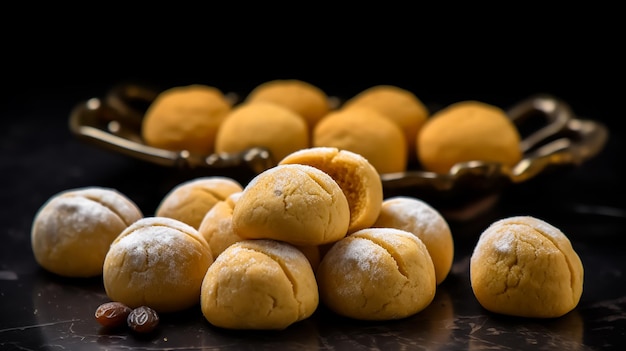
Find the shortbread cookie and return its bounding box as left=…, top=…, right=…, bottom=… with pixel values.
left=245, top=79, right=331, bottom=129
left=373, top=196, right=454, bottom=285
left=103, top=217, right=213, bottom=313
left=232, top=164, right=350, bottom=246
left=470, top=216, right=584, bottom=318
left=342, top=85, right=429, bottom=160
left=316, top=227, right=436, bottom=320
left=155, top=176, right=243, bottom=229
left=313, top=106, right=407, bottom=174
left=198, top=191, right=322, bottom=270
left=215, top=102, right=309, bottom=163
left=141, top=84, right=232, bottom=154
left=417, top=100, right=522, bottom=174
left=200, top=239, right=318, bottom=330
left=279, top=147, right=383, bottom=233
left=197, top=191, right=244, bottom=259
left=31, top=187, right=143, bottom=277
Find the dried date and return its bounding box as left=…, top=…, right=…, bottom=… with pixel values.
left=95, top=301, right=132, bottom=328
left=127, top=305, right=160, bottom=333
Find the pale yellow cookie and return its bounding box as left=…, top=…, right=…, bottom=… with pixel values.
left=342, top=85, right=429, bottom=160
left=215, top=102, right=310, bottom=163
left=313, top=106, right=407, bottom=174
left=197, top=191, right=243, bottom=259
left=279, top=147, right=383, bottom=234
left=316, top=227, right=436, bottom=320
left=373, top=196, right=454, bottom=285
left=245, top=79, right=331, bottom=129
left=141, top=84, right=232, bottom=154
left=295, top=245, right=322, bottom=273
left=103, top=217, right=213, bottom=313
left=31, top=187, right=143, bottom=278
left=200, top=239, right=318, bottom=330
left=232, top=164, right=350, bottom=246
left=197, top=191, right=321, bottom=270
left=155, top=176, right=243, bottom=229
left=470, top=216, right=584, bottom=318
left=417, top=100, right=522, bottom=174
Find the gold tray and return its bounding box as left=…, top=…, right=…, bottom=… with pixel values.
left=69, top=83, right=608, bottom=215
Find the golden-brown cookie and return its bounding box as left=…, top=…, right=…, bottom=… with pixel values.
left=141, top=84, right=232, bottom=154
left=103, top=217, right=213, bottom=313
left=200, top=239, right=318, bottom=330
left=417, top=100, right=522, bottom=174
left=316, top=227, right=436, bottom=320
left=31, top=187, right=143, bottom=278
left=155, top=176, right=243, bottom=229
left=197, top=191, right=321, bottom=270
left=373, top=196, right=454, bottom=285
left=313, top=106, right=407, bottom=174
left=295, top=245, right=322, bottom=273
left=245, top=79, right=331, bottom=129
left=342, top=85, right=429, bottom=160
left=279, top=147, right=383, bottom=233
left=232, top=164, right=350, bottom=246
left=197, top=191, right=243, bottom=259
left=215, top=102, right=310, bottom=163
left=470, top=216, right=584, bottom=318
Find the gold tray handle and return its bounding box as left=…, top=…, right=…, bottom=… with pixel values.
left=68, top=97, right=274, bottom=174
left=508, top=94, right=609, bottom=183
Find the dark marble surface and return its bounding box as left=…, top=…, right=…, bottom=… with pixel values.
left=1, top=76, right=625, bottom=350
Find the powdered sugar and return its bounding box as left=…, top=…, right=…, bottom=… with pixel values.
left=379, top=197, right=449, bottom=240
left=493, top=230, right=515, bottom=253
left=35, top=195, right=124, bottom=238
left=116, top=226, right=174, bottom=261
left=124, top=216, right=198, bottom=238
left=246, top=240, right=304, bottom=261
left=341, top=238, right=380, bottom=272
left=107, top=217, right=209, bottom=289
left=486, top=216, right=570, bottom=253
left=356, top=227, right=422, bottom=250
left=71, top=187, right=142, bottom=226
left=214, top=245, right=282, bottom=276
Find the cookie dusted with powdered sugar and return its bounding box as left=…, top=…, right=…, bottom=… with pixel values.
left=31, top=187, right=143, bottom=278
left=470, top=216, right=584, bottom=318
left=103, top=217, right=213, bottom=313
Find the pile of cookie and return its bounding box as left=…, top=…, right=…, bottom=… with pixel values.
left=140, top=79, right=522, bottom=175
left=31, top=145, right=583, bottom=331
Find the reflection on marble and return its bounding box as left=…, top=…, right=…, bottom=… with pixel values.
left=1, top=251, right=625, bottom=350
left=464, top=311, right=584, bottom=351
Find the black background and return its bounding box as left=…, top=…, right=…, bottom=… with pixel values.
left=3, top=6, right=623, bottom=134
left=2, top=7, right=626, bottom=350
left=4, top=8, right=623, bottom=216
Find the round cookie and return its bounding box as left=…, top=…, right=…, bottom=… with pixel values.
left=279, top=147, right=383, bottom=233
left=294, top=245, right=322, bottom=273
left=155, top=176, right=243, bottom=229
left=470, top=216, right=584, bottom=318
left=417, top=100, right=522, bottom=174
left=215, top=102, right=310, bottom=164
left=316, top=227, right=436, bottom=320
left=141, top=84, right=232, bottom=155
left=245, top=79, right=331, bottom=129
left=31, top=187, right=143, bottom=278
left=232, top=164, right=350, bottom=246
left=342, top=85, right=429, bottom=160
left=197, top=191, right=243, bottom=259
left=103, top=216, right=213, bottom=313
left=198, top=192, right=322, bottom=270
left=373, top=196, right=454, bottom=285
left=313, top=106, right=407, bottom=174
left=200, top=239, right=318, bottom=330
